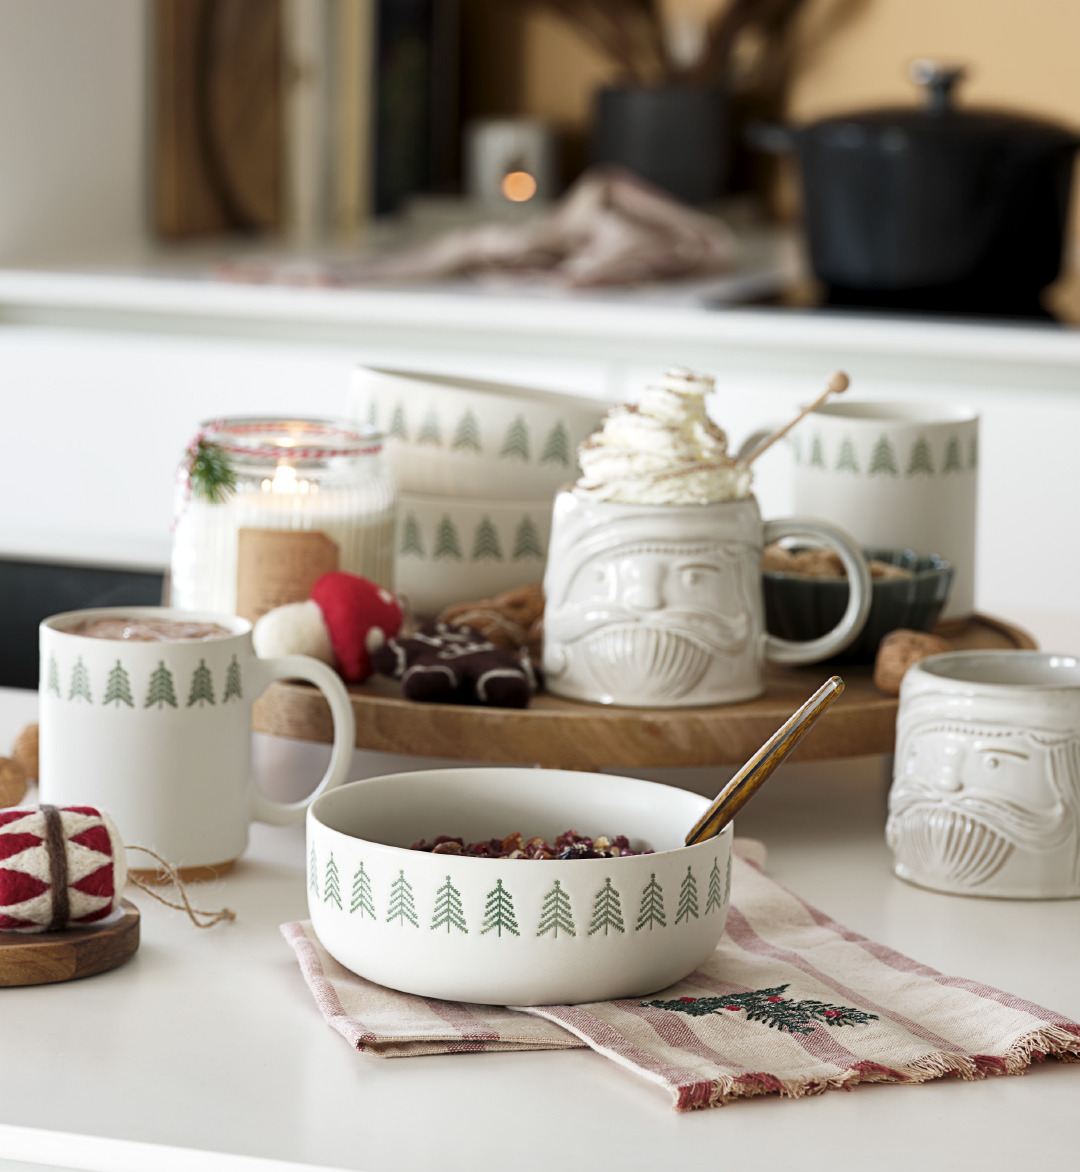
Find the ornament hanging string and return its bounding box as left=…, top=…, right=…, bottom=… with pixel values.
left=126, top=845, right=236, bottom=929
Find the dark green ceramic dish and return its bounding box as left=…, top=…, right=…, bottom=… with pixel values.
left=763, top=548, right=954, bottom=664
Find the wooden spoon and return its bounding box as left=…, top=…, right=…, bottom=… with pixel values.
left=684, top=675, right=845, bottom=846
left=742, top=370, right=849, bottom=467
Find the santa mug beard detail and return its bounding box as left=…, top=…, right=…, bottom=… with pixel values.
left=887, top=778, right=1070, bottom=890
left=556, top=609, right=751, bottom=703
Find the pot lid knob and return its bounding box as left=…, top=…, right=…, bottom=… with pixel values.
left=909, top=59, right=966, bottom=113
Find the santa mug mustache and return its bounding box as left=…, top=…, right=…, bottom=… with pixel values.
left=541, top=492, right=870, bottom=708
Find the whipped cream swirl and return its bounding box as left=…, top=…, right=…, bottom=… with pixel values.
left=575, top=367, right=751, bottom=504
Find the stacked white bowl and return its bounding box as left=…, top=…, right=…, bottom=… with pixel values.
left=350, top=367, right=606, bottom=619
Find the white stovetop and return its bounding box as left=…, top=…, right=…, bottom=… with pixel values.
left=0, top=685, right=1076, bottom=1172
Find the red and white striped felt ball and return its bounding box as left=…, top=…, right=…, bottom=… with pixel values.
left=0, top=806, right=127, bottom=933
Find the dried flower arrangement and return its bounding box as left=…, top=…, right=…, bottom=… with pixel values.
left=515, top=0, right=810, bottom=92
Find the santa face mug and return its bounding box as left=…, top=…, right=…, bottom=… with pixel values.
left=541, top=492, right=871, bottom=708
left=888, top=650, right=1080, bottom=898
left=39, top=607, right=356, bottom=878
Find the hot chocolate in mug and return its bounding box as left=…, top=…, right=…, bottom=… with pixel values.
left=542, top=492, right=871, bottom=707
left=38, top=607, right=356, bottom=877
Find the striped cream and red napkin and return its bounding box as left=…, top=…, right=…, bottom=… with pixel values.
left=282, top=841, right=1080, bottom=1111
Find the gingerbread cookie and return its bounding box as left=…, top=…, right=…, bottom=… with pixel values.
left=439, top=583, right=544, bottom=658
left=370, top=622, right=539, bottom=708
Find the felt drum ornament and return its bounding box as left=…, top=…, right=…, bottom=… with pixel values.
left=0, top=806, right=127, bottom=933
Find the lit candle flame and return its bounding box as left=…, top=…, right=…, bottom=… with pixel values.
left=501, top=170, right=537, bottom=203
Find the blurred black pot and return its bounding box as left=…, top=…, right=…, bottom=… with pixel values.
left=749, top=62, right=1080, bottom=316
left=592, top=86, right=731, bottom=205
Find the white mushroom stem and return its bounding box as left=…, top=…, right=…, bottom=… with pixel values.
left=743, top=370, right=850, bottom=467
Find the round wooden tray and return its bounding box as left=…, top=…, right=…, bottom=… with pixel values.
left=252, top=615, right=1036, bottom=770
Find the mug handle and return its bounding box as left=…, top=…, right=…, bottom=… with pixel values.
left=247, top=655, right=356, bottom=826
left=762, top=518, right=872, bottom=665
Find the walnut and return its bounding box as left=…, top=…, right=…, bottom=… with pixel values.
left=0, top=757, right=27, bottom=808
left=11, top=722, right=38, bottom=783
left=874, top=629, right=952, bottom=695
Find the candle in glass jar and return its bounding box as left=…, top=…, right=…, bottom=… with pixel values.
left=170, top=418, right=396, bottom=621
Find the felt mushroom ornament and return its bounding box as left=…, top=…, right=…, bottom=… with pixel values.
left=253, top=571, right=404, bottom=683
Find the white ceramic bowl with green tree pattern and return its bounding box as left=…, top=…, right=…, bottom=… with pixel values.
left=394, top=491, right=552, bottom=618
left=350, top=367, right=606, bottom=499
left=307, top=768, right=733, bottom=1006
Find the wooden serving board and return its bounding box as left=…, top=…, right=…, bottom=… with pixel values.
left=0, top=901, right=140, bottom=987
left=252, top=615, right=1036, bottom=771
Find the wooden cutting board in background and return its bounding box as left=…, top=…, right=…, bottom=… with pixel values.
left=154, top=0, right=284, bottom=238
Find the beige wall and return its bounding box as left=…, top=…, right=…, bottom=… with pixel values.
left=507, top=0, right=1080, bottom=253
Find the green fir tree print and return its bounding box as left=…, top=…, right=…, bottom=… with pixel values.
left=942, top=435, right=964, bottom=474
left=433, top=517, right=463, bottom=561
left=500, top=415, right=531, bottom=461
left=417, top=410, right=443, bottom=447
left=103, top=660, right=134, bottom=708
left=144, top=661, right=178, bottom=709
left=791, top=433, right=803, bottom=466
left=636, top=873, right=667, bottom=931
left=350, top=861, right=376, bottom=918
left=723, top=853, right=732, bottom=906
left=389, top=404, right=408, bottom=440
left=68, top=658, right=92, bottom=704
left=641, top=984, right=879, bottom=1035
left=968, top=433, right=978, bottom=470
left=512, top=515, right=545, bottom=561
left=471, top=517, right=503, bottom=561
left=536, top=878, right=576, bottom=938
left=588, top=877, right=626, bottom=936
left=430, top=875, right=468, bottom=933
left=309, top=845, right=319, bottom=899
left=906, top=436, right=934, bottom=476
left=324, top=853, right=342, bottom=909
left=810, top=434, right=827, bottom=469
left=835, top=437, right=859, bottom=473
left=364, top=400, right=377, bottom=428
left=386, top=870, right=419, bottom=927
left=452, top=410, right=482, bottom=452
left=187, top=659, right=216, bottom=707
left=705, top=858, right=725, bottom=915
left=400, top=513, right=425, bottom=557
left=222, top=656, right=243, bottom=702
left=675, top=866, right=700, bottom=925
left=47, top=655, right=61, bottom=697
left=539, top=421, right=571, bottom=467
left=869, top=435, right=899, bottom=477
left=481, top=878, right=520, bottom=937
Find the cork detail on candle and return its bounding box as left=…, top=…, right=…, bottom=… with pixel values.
left=236, top=529, right=341, bottom=622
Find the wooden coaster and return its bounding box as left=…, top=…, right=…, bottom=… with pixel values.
left=0, top=899, right=140, bottom=987
left=128, top=859, right=236, bottom=884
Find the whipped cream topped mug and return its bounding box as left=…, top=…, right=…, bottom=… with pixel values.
left=542, top=491, right=871, bottom=708
left=888, top=650, right=1080, bottom=899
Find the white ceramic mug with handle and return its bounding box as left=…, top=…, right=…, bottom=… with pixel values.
left=542, top=492, right=870, bottom=708
left=741, top=400, right=978, bottom=623
left=39, top=607, right=356, bottom=878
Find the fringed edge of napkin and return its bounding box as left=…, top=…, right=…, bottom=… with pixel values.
left=664, top=1015, right=1080, bottom=1111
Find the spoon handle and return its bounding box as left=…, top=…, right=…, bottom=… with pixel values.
left=684, top=676, right=845, bottom=846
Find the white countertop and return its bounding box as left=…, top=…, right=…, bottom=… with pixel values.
left=1, top=258, right=1079, bottom=391
left=0, top=685, right=1076, bottom=1172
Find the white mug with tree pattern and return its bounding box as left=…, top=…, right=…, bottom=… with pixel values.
left=745, top=400, right=978, bottom=623
left=39, top=607, right=355, bottom=878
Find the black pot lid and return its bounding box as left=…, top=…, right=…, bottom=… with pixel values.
left=805, top=61, right=1079, bottom=151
